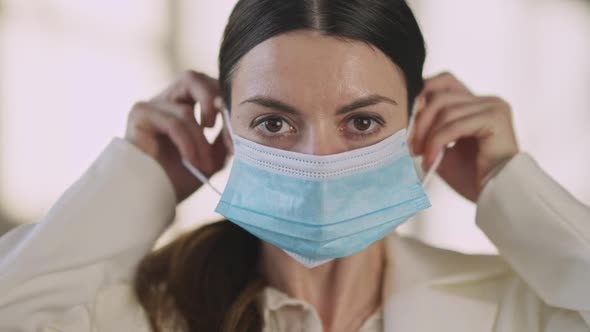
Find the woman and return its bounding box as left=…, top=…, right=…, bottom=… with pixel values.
left=0, top=0, right=589, bottom=331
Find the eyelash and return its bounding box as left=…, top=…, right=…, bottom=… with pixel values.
left=250, top=113, right=386, bottom=141
left=342, top=114, right=386, bottom=140
left=250, top=115, right=296, bottom=141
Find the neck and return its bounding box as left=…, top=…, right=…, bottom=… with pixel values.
left=260, top=240, right=386, bottom=331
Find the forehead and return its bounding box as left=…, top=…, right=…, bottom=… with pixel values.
left=231, top=30, right=407, bottom=109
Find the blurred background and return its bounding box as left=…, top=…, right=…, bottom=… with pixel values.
left=0, top=0, right=589, bottom=253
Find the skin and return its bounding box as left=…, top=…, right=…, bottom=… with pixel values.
left=125, top=29, right=519, bottom=332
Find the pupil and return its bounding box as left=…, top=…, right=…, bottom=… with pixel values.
left=265, top=119, right=283, bottom=133
left=354, top=118, right=371, bottom=131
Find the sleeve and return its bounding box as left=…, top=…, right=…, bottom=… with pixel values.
left=0, top=137, right=177, bottom=331
left=475, top=152, right=590, bottom=327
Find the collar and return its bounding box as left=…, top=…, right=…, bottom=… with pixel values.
left=384, top=231, right=509, bottom=290
left=382, top=231, right=510, bottom=332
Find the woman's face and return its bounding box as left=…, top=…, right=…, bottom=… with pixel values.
left=230, top=30, right=409, bottom=155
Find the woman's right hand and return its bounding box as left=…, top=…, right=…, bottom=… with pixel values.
left=125, top=70, right=229, bottom=203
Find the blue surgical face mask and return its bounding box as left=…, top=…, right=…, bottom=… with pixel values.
left=182, top=101, right=440, bottom=268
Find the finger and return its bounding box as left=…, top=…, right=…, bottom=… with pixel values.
left=153, top=101, right=216, bottom=173
left=214, top=96, right=224, bottom=111
left=419, top=72, right=472, bottom=100
left=412, top=91, right=477, bottom=154
left=424, top=99, right=496, bottom=146
left=180, top=71, right=220, bottom=128
left=422, top=109, right=498, bottom=169
left=133, top=104, right=200, bottom=165
left=154, top=70, right=221, bottom=128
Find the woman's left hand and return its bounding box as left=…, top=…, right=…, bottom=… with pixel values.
left=408, top=72, right=520, bottom=202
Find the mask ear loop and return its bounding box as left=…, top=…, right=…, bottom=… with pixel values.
left=180, top=108, right=235, bottom=196
left=181, top=160, right=222, bottom=196
left=221, top=108, right=235, bottom=142
left=422, top=150, right=444, bottom=186
left=407, top=98, right=446, bottom=187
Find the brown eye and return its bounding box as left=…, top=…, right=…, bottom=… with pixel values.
left=342, top=114, right=384, bottom=140
left=252, top=115, right=295, bottom=138
left=264, top=118, right=284, bottom=133
left=353, top=117, right=373, bottom=131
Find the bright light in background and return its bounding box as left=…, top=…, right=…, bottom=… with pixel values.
left=0, top=1, right=171, bottom=221
left=1, top=0, right=589, bottom=254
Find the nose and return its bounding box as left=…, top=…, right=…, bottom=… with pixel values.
left=298, top=125, right=347, bottom=156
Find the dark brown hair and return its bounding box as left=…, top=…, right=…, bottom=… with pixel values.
left=134, top=220, right=264, bottom=331
left=134, top=0, right=426, bottom=331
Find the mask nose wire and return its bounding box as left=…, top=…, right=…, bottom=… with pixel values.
left=180, top=108, right=236, bottom=197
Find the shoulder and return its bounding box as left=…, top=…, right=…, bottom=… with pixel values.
left=93, top=282, right=152, bottom=331
left=385, top=232, right=513, bottom=287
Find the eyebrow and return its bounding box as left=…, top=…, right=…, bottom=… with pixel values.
left=239, top=94, right=398, bottom=115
